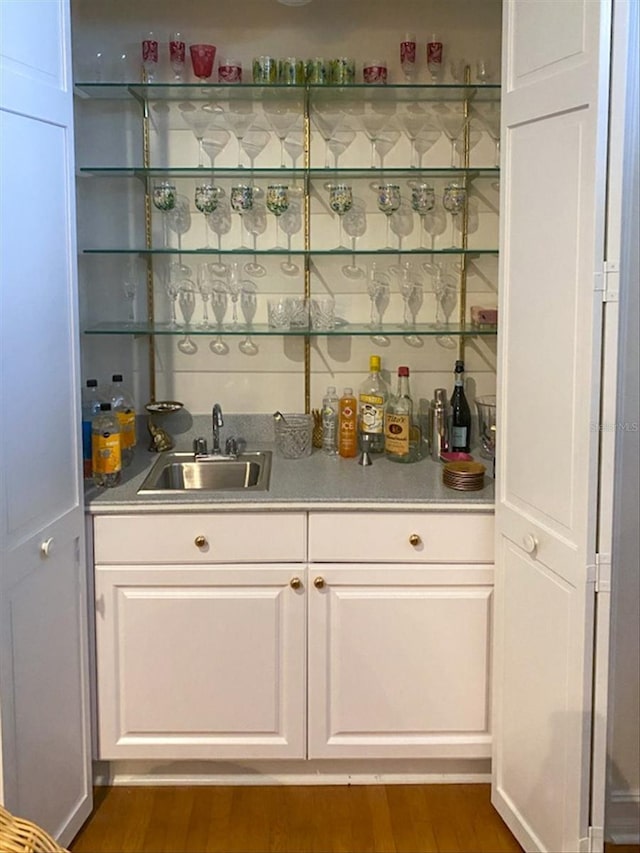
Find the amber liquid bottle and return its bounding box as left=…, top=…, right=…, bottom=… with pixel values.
left=338, top=387, right=358, bottom=458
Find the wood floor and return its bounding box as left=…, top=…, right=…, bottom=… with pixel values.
left=69, top=784, right=523, bottom=853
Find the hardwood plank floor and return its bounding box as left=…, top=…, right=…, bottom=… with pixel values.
left=69, top=784, right=523, bottom=853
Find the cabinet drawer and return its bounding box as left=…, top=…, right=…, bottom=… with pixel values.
left=308, top=512, right=494, bottom=563
left=93, top=512, right=306, bottom=564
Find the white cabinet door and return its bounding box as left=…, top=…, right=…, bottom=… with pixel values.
left=0, top=0, right=92, bottom=844
left=494, top=1, right=612, bottom=850
left=95, top=565, right=306, bottom=759
left=308, top=564, right=493, bottom=759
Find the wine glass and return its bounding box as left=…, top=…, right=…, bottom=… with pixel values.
left=240, top=129, right=270, bottom=172
left=326, top=183, right=353, bottom=250
left=179, top=103, right=215, bottom=168
left=327, top=130, right=356, bottom=169
left=209, top=287, right=229, bottom=355
left=389, top=197, right=415, bottom=261
left=243, top=202, right=268, bottom=277
left=202, top=131, right=231, bottom=171
left=169, top=32, right=186, bottom=81
left=207, top=197, right=232, bottom=272
left=374, top=183, right=401, bottom=249
left=230, top=184, right=255, bottom=249
left=224, top=105, right=256, bottom=167
left=373, top=129, right=401, bottom=170
left=279, top=195, right=303, bottom=276
left=410, top=183, right=436, bottom=248
left=439, top=107, right=467, bottom=168
left=266, top=184, right=289, bottom=249
left=341, top=197, right=367, bottom=280
left=152, top=181, right=176, bottom=248
left=166, top=194, right=192, bottom=260
left=239, top=281, right=259, bottom=355
left=194, top=184, right=224, bottom=248
left=442, top=182, right=467, bottom=249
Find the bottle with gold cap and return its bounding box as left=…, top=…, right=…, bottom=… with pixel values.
left=358, top=354, right=389, bottom=453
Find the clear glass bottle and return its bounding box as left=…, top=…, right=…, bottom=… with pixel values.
left=358, top=354, right=389, bottom=453
left=321, top=385, right=339, bottom=456
left=338, top=387, right=358, bottom=458
left=385, top=366, right=419, bottom=463
left=81, top=378, right=102, bottom=479
left=108, top=373, right=136, bottom=467
left=92, top=403, right=122, bottom=488
left=450, top=359, right=472, bottom=452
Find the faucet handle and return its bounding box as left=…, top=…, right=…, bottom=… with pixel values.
left=193, top=437, right=208, bottom=456
left=225, top=437, right=238, bottom=457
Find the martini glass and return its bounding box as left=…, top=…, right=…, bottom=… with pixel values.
left=326, top=183, right=353, bottom=250
left=179, top=103, right=214, bottom=168
left=225, top=106, right=256, bottom=167
left=209, top=288, right=229, bottom=355
left=243, top=202, right=268, bottom=277
left=414, top=128, right=442, bottom=170
left=374, top=183, right=401, bottom=249
left=202, top=131, right=231, bottom=171
left=341, top=197, right=367, bottom=280
left=283, top=131, right=304, bottom=174
left=399, top=109, right=427, bottom=169
left=442, top=182, right=467, bottom=249
left=478, top=103, right=501, bottom=167
left=312, top=108, right=345, bottom=168
left=264, top=105, right=299, bottom=169
left=361, top=110, right=389, bottom=169
left=279, top=196, right=303, bottom=276
left=194, top=184, right=224, bottom=249
left=327, top=129, right=356, bottom=169
left=266, top=184, right=290, bottom=249
left=410, top=183, right=436, bottom=248
left=152, top=181, right=176, bottom=248
left=439, top=107, right=467, bottom=168
left=240, top=129, right=270, bottom=171
left=373, top=129, right=401, bottom=170
left=207, top=197, right=232, bottom=273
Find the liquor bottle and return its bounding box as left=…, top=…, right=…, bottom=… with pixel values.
left=450, top=360, right=472, bottom=452
left=108, top=373, right=136, bottom=467
left=385, top=366, right=419, bottom=463
left=321, top=386, right=339, bottom=456
left=81, top=378, right=102, bottom=479
left=338, top=387, right=358, bottom=458
left=358, top=354, right=388, bottom=453
left=92, top=403, right=122, bottom=488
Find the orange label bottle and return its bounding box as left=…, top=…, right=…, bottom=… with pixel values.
left=338, top=387, right=358, bottom=458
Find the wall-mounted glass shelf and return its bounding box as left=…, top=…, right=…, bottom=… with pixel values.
left=82, top=247, right=499, bottom=257
left=78, top=166, right=499, bottom=181
left=84, top=321, right=498, bottom=337
left=74, top=81, right=501, bottom=106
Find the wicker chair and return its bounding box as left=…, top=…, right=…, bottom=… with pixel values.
left=0, top=805, right=69, bottom=853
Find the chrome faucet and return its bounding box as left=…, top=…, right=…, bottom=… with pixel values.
left=212, top=403, right=224, bottom=454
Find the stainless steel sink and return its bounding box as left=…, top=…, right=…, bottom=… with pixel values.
left=138, top=451, right=272, bottom=493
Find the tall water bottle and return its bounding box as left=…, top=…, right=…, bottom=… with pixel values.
left=321, top=386, right=339, bottom=456
left=81, top=379, right=102, bottom=479
left=108, top=373, right=136, bottom=467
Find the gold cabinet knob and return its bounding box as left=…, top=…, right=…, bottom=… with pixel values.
left=409, top=533, right=422, bottom=547
left=314, top=576, right=325, bottom=589
left=290, top=577, right=302, bottom=589
left=194, top=535, right=207, bottom=548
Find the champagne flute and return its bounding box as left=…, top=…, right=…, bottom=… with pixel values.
left=367, top=262, right=391, bottom=345
left=410, top=183, right=436, bottom=249
left=326, top=183, right=353, bottom=250
left=442, top=182, right=467, bottom=249
left=209, top=287, right=229, bottom=355
left=239, top=281, right=259, bottom=355
left=169, top=32, right=186, bottom=81
left=266, top=184, right=289, bottom=249
left=142, top=31, right=158, bottom=82
left=194, top=184, right=224, bottom=249
left=374, top=183, right=401, bottom=250
left=225, top=261, right=242, bottom=328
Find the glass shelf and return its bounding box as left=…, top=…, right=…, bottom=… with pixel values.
left=78, top=166, right=500, bottom=181
left=81, top=247, right=499, bottom=257
left=74, top=81, right=501, bottom=106
left=84, top=321, right=498, bottom=337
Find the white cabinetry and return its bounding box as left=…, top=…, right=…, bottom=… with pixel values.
left=307, top=512, right=494, bottom=759
left=93, top=512, right=306, bottom=759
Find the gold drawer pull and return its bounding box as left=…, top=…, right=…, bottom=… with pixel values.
left=290, top=577, right=302, bottom=590
left=314, top=576, right=325, bottom=589
left=409, top=533, right=422, bottom=547
left=194, top=535, right=207, bottom=548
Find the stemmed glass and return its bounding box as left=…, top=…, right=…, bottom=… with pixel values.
left=152, top=181, right=176, bottom=248
left=400, top=263, right=424, bottom=324
left=414, top=127, right=442, bottom=170
left=165, top=261, right=193, bottom=328
left=202, top=131, right=231, bottom=171
left=280, top=195, right=303, bottom=276
left=209, top=287, right=229, bottom=355
left=312, top=108, right=345, bottom=168
left=177, top=286, right=198, bottom=354
left=479, top=104, right=501, bottom=167
left=243, top=203, right=268, bottom=277
left=225, top=105, right=256, bottom=167
left=326, top=183, right=353, bottom=250
left=166, top=194, right=192, bottom=260
left=197, top=262, right=221, bottom=329
left=410, top=183, right=436, bottom=248
left=207, top=197, right=232, bottom=273
left=240, top=129, right=270, bottom=171
left=225, top=261, right=242, bottom=328
left=190, top=43, right=217, bottom=83
left=122, top=256, right=143, bottom=325
left=239, top=281, right=259, bottom=355
left=439, top=107, right=467, bottom=168
left=399, top=109, right=428, bottom=169
left=442, top=182, right=467, bottom=249
left=361, top=110, right=389, bottom=169
left=327, top=130, right=356, bottom=169
left=389, top=198, right=415, bottom=262
left=194, top=184, right=224, bottom=248
left=374, top=184, right=401, bottom=249
left=169, top=32, right=186, bottom=81
left=266, top=184, right=290, bottom=249
left=179, top=104, right=214, bottom=168
left=264, top=103, right=298, bottom=168
left=142, top=32, right=158, bottom=82
left=230, top=184, right=255, bottom=250
left=341, top=197, right=367, bottom=280
left=373, top=129, right=401, bottom=170
left=283, top=131, right=304, bottom=173
left=367, top=262, right=391, bottom=344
